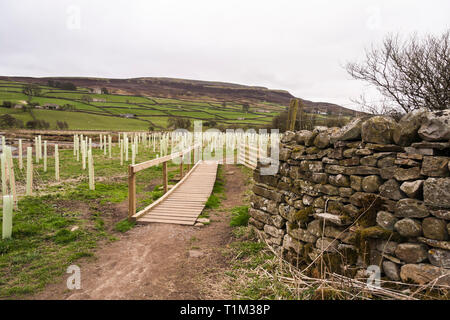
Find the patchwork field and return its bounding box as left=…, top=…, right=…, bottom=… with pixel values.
left=0, top=80, right=285, bottom=131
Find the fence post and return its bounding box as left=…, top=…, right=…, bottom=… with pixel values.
left=287, top=98, right=299, bottom=131
left=162, top=161, right=168, bottom=193
left=180, top=155, right=184, bottom=178
left=128, top=165, right=136, bottom=219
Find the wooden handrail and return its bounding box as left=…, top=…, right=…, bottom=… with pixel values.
left=128, top=144, right=200, bottom=219
left=130, top=144, right=197, bottom=174
left=131, top=160, right=202, bottom=221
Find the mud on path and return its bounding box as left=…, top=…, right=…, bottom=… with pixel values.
left=32, top=164, right=247, bottom=300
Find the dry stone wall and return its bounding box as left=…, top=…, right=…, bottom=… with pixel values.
left=250, top=110, right=450, bottom=286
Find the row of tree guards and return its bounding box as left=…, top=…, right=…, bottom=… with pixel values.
left=1, top=129, right=279, bottom=239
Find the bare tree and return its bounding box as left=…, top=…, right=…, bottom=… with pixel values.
left=346, top=30, right=450, bottom=114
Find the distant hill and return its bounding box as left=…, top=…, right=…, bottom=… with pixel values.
left=0, top=76, right=361, bottom=116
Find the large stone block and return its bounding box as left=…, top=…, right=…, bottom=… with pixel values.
left=394, top=218, right=422, bottom=237
left=314, top=132, right=331, bottom=149
left=249, top=217, right=264, bottom=230
left=377, top=157, right=396, bottom=168
left=395, top=243, right=428, bottom=263
left=395, top=199, right=429, bottom=218
left=383, top=261, right=401, bottom=281
left=376, top=211, right=398, bottom=231
left=393, top=110, right=426, bottom=146
left=418, top=110, right=450, bottom=142
left=331, top=117, right=366, bottom=141
left=361, top=116, right=397, bottom=144
left=344, top=166, right=380, bottom=175
left=295, top=130, right=315, bottom=145
left=328, top=174, right=350, bottom=187
left=279, top=147, right=292, bottom=161
left=422, top=217, right=448, bottom=241
left=252, top=185, right=283, bottom=203
left=288, top=225, right=317, bottom=243
left=325, top=164, right=346, bottom=175
left=339, top=157, right=360, bottom=166
left=423, top=178, right=450, bottom=209
left=360, top=155, right=378, bottom=166
left=282, top=234, right=304, bottom=254
left=315, top=184, right=339, bottom=196
left=250, top=194, right=278, bottom=215
left=249, top=208, right=272, bottom=225
left=428, top=248, right=450, bottom=269
left=380, top=166, right=397, bottom=180
left=418, top=237, right=450, bottom=251
left=310, top=173, right=328, bottom=184
left=362, top=175, right=382, bottom=193
left=400, top=180, right=424, bottom=198
left=264, top=224, right=285, bottom=238
left=400, top=263, right=450, bottom=286
left=299, top=160, right=323, bottom=173
left=350, top=175, right=363, bottom=191
left=379, top=179, right=404, bottom=200
left=421, top=156, right=449, bottom=177
left=393, top=167, right=422, bottom=181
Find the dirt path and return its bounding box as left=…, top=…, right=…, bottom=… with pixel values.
left=32, top=164, right=246, bottom=300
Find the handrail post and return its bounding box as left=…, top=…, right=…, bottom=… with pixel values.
left=180, top=155, right=184, bottom=178
left=128, top=165, right=136, bottom=220
left=162, top=160, right=168, bottom=193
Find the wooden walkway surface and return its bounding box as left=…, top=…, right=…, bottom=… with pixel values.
left=133, top=160, right=218, bottom=225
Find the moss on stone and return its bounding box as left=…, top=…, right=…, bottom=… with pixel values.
left=292, top=146, right=305, bottom=152
left=287, top=221, right=299, bottom=230
left=293, top=206, right=314, bottom=224
left=355, top=194, right=383, bottom=227
left=306, top=147, right=319, bottom=154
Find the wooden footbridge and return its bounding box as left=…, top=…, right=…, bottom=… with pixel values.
left=128, top=145, right=219, bottom=225
left=128, top=141, right=265, bottom=225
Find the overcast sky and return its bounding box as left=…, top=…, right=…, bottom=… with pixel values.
left=0, top=0, right=449, bottom=109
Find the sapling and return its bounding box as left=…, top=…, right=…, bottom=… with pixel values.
left=43, top=141, right=47, bottom=172
left=120, top=139, right=124, bottom=166
left=26, top=147, right=33, bottom=196
left=109, top=135, right=112, bottom=158
left=35, top=137, right=39, bottom=163
left=81, top=140, right=86, bottom=170
left=5, top=147, right=16, bottom=205
left=88, top=149, right=95, bottom=190
left=1, top=153, right=6, bottom=195
left=2, top=195, right=13, bottom=239
left=18, top=139, right=23, bottom=169
left=55, top=144, right=60, bottom=181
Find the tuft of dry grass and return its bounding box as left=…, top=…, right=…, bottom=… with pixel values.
left=218, top=226, right=449, bottom=300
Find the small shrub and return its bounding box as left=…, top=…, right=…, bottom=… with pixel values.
left=230, top=205, right=250, bottom=227
left=115, top=219, right=135, bottom=233
left=205, top=194, right=220, bottom=209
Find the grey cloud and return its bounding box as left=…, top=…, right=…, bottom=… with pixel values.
left=0, top=0, right=449, bottom=109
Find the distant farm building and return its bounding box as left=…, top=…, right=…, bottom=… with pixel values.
left=42, top=103, right=61, bottom=110
left=120, top=113, right=137, bottom=119
left=91, top=87, right=102, bottom=94
left=13, top=104, right=24, bottom=109
left=93, top=98, right=107, bottom=102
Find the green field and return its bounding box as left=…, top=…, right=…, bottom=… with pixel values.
left=0, top=80, right=284, bottom=131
